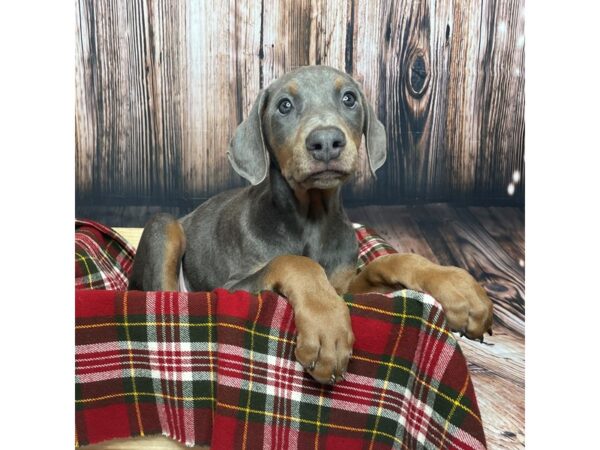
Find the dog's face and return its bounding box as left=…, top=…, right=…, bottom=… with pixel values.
left=228, top=66, right=386, bottom=189
left=262, top=69, right=364, bottom=190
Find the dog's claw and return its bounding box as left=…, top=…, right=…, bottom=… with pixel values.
left=330, top=374, right=336, bottom=385
left=487, top=328, right=493, bottom=336
left=305, top=361, right=316, bottom=371
left=478, top=336, right=484, bottom=343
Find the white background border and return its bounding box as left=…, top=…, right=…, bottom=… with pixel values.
left=1, top=1, right=599, bottom=447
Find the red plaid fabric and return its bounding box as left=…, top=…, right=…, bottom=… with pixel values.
left=354, top=223, right=398, bottom=272
left=74, top=220, right=486, bottom=449
left=76, top=289, right=485, bottom=449
left=75, top=219, right=135, bottom=290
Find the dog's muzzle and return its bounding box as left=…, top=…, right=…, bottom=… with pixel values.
left=305, top=126, right=346, bottom=163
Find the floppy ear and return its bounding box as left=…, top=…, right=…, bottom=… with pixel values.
left=227, top=89, right=270, bottom=185
left=361, top=92, right=387, bottom=176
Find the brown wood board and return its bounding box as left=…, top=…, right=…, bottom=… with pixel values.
left=76, top=0, right=525, bottom=211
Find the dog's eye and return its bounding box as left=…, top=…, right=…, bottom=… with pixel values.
left=342, top=92, right=357, bottom=108
left=277, top=99, right=293, bottom=115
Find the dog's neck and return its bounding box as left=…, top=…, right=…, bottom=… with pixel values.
left=267, top=165, right=343, bottom=220
left=295, top=188, right=339, bottom=219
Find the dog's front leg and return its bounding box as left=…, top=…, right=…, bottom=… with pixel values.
left=230, top=255, right=354, bottom=384
left=348, top=254, right=494, bottom=339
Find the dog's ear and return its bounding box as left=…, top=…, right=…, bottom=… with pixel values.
left=227, top=89, right=269, bottom=185
left=360, top=91, right=387, bottom=176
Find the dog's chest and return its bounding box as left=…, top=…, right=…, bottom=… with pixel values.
left=300, top=225, right=324, bottom=259
left=297, top=219, right=356, bottom=274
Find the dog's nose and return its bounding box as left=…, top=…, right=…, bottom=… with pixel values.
left=305, top=127, right=346, bottom=162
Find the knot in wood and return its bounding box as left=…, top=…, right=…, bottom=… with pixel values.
left=407, top=51, right=429, bottom=98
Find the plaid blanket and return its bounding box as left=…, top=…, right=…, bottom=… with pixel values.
left=76, top=219, right=135, bottom=290
left=75, top=220, right=486, bottom=449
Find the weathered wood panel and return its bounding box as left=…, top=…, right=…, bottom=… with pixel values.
left=413, top=204, right=525, bottom=335
left=474, top=0, right=525, bottom=202
left=75, top=0, right=525, bottom=221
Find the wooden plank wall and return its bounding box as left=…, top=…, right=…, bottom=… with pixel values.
left=75, top=0, right=525, bottom=218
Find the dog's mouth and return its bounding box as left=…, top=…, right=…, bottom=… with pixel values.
left=298, top=169, right=351, bottom=190
left=304, top=169, right=349, bottom=182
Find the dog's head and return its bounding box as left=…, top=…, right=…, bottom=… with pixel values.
left=228, top=66, right=386, bottom=190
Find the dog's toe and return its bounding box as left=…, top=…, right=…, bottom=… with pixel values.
left=293, top=294, right=354, bottom=384
left=425, top=267, right=494, bottom=340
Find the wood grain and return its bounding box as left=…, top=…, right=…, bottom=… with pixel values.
left=402, top=204, right=525, bottom=336
left=184, top=0, right=262, bottom=197
left=469, top=206, right=525, bottom=264
left=473, top=0, right=525, bottom=202
left=470, top=369, right=525, bottom=449
left=76, top=0, right=525, bottom=223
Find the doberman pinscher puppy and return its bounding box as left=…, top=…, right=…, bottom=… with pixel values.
left=129, top=65, right=493, bottom=385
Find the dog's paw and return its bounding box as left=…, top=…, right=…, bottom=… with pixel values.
left=293, top=293, right=354, bottom=384
left=424, top=267, right=494, bottom=340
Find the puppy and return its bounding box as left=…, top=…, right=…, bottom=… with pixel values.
left=129, top=66, right=493, bottom=386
